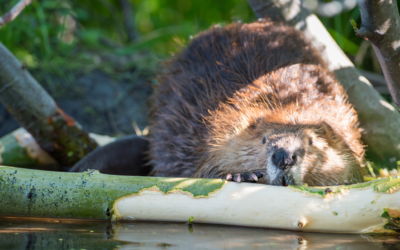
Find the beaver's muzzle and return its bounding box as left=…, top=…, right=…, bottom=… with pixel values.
left=272, top=148, right=298, bottom=170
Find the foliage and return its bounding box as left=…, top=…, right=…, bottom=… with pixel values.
left=0, top=0, right=254, bottom=64
left=0, top=0, right=376, bottom=71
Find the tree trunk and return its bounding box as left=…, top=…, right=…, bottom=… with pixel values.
left=0, top=42, right=98, bottom=167
left=355, top=0, right=400, bottom=110
left=0, top=166, right=398, bottom=233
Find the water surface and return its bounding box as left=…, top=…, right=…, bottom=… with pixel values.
left=0, top=216, right=399, bottom=249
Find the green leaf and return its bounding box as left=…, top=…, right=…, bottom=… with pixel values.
left=350, top=19, right=358, bottom=31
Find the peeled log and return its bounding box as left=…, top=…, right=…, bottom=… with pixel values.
left=0, top=166, right=399, bottom=234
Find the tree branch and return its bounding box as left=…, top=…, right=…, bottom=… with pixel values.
left=0, top=42, right=98, bottom=167
left=0, top=0, right=32, bottom=28
left=247, top=0, right=400, bottom=160
left=355, top=0, right=400, bottom=110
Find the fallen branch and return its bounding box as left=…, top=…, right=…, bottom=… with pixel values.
left=0, top=0, right=32, bottom=28
left=355, top=0, right=400, bottom=110
left=0, top=43, right=98, bottom=166
left=0, top=166, right=399, bottom=233
left=0, top=128, right=115, bottom=169
left=247, top=0, right=400, bottom=160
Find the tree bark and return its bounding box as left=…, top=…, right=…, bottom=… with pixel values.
left=247, top=0, right=400, bottom=160
left=0, top=42, right=98, bottom=167
left=355, top=0, right=400, bottom=110
left=0, top=0, right=32, bottom=28
left=0, top=166, right=399, bottom=233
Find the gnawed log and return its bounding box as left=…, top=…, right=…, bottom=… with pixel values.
left=0, top=166, right=398, bottom=233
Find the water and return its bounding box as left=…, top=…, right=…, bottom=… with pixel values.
left=0, top=216, right=399, bottom=250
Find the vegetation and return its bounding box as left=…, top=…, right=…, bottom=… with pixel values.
left=0, top=0, right=378, bottom=71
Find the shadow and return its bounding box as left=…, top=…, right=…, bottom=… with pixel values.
left=69, top=135, right=151, bottom=176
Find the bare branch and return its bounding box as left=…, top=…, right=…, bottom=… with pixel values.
left=0, top=42, right=98, bottom=166
left=356, top=0, right=400, bottom=110
left=0, top=0, right=32, bottom=28
left=247, top=0, right=400, bottom=160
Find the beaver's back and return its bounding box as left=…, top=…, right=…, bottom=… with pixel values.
left=149, top=21, right=342, bottom=177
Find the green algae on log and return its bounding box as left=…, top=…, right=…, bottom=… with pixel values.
left=0, top=128, right=58, bottom=170
left=0, top=166, right=225, bottom=219
left=381, top=208, right=400, bottom=231
left=291, top=177, right=400, bottom=197
left=0, top=165, right=398, bottom=233
left=0, top=128, right=115, bottom=170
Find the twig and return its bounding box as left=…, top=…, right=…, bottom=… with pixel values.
left=355, top=0, right=400, bottom=110
left=246, top=0, right=400, bottom=160
left=132, top=121, right=142, bottom=136
left=0, top=0, right=32, bottom=28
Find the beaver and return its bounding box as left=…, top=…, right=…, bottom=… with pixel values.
left=148, top=20, right=365, bottom=186
left=71, top=20, right=365, bottom=186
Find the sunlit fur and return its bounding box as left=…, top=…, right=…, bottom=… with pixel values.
left=148, top=20, right=365, bottom=186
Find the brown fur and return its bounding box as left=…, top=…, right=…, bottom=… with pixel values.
left=148, top=20, right=365, bottom=186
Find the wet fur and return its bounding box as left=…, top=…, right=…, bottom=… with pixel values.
left=149, top=20, right=365, bottom=185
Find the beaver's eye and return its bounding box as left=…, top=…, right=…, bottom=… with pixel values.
left=262, top=137, right=266, bottom=144
left=249, top=123, right=257, bottom=130
left=309, top=138, right=313, bottom=146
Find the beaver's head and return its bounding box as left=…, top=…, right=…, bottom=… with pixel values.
left=194, top=106, right=364, bottom=186
left=246, top=120, right=363, bottom=186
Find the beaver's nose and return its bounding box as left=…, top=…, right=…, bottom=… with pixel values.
left=272, top=149, right=297, bottom=170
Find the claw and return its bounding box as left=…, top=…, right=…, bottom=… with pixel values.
left=254, top=172, right=265, bottom=179
left=242, top=172, right=258, bottom=182
left=234, top=173, right=242, bottom=183
left=224, top=171, right=265, bottom=183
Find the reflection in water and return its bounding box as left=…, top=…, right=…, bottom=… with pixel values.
left=0, top=216, right=398, bottom=249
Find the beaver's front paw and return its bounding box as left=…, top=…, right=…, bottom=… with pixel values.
left=224, top=172, right=265, bottom=183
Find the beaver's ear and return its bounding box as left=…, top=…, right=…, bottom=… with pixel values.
left=316, top=121, right=337, bottom=141
left=248, top=117, right=263, bottom=130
